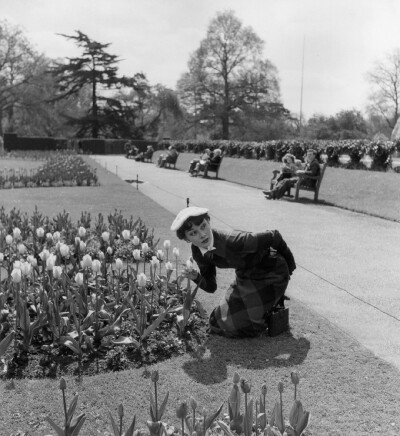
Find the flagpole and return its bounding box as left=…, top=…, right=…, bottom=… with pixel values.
left=299, top=35, right=305, bottom=133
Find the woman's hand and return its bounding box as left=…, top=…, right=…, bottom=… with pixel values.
left=181, top=257, right=199, bottom=281
left=181, top=266, right=199, bottom=281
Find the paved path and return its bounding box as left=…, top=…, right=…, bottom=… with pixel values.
left=93, top=155, right=400, bottom=371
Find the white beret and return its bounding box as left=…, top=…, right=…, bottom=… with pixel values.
left=170, top=207, right=209, bottom=231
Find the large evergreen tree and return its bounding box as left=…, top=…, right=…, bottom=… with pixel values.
left=49, top=31, right=145, bottom=138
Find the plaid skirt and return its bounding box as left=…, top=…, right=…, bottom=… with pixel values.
left=209, top=253, right=289, bottom=337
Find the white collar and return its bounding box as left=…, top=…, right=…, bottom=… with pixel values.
left=198, top=232, right=215, bottom=254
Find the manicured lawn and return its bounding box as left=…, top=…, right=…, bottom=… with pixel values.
left=0, top=154, right=400, bottom=435
left=160, top=151, right=400, bottom=222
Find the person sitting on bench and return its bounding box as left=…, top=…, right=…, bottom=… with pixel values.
left=192, top=149, right=222, bottom=177
left=157, top=145, right=178, bottom=168
left=188, top=149, right=211, bottom=174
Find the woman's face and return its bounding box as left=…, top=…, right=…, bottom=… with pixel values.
left=184, top=219, right=212, bottom=248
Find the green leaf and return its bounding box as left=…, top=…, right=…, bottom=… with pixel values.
left=157, top=391, right=169, bottom=421
left=204, top=402, right=224, bottom=429
left=70, top=413, right=86, bottom=436
left=60, top=336, right=82, bottom=356
left=217, top=420, right=236, bottom=436
left=112, top=336, right=140, bottom=347
left=66, top=395, right=79, bottom=427
left=141, top=310, right=167, bottom=340
left=296, top=411, right=310, bottom=435
left=46, top=417, right=66, bottom=436
left=124, top=415, right=136, bottom=436
left=109, top=412, right=120, bottom=436
left=0, top=331, right=14, bottom=358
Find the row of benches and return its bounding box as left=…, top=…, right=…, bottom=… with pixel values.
left=130, top=152, right=327, bottom=202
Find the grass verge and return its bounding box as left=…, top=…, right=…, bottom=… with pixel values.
left=163, top=151, right=400, bottom=223
left=0, top=155, right=399, bottom=435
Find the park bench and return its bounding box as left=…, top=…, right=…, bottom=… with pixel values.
left=143, top=150, right=153, bottom=163
left=294, top=162, right=327, bottom=202
left=199, top=157, right=224, bottom=178
left=269, top=162, right=327, bottom=202
left=164, top=153, right=179, bottom=169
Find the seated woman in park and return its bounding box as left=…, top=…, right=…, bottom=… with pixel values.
left=134, top=145, right=154, bottom=162
left=126, top=143, right=139, bottom=159
left=192, top=148, right=222, bottom=177
left=171, top=206, right=296, bottom=337
left=157, top=145, right=178, bottom=167
left=263, top=149, right=320, bottom=200
left=262, top=153, right=298, bottom=199
left=188, top=149, right=212, bottom=174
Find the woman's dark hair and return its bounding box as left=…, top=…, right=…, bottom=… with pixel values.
left=176, top=213, right=210, bottom=240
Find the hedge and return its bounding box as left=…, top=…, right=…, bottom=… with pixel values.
left=158, top=139, right=400, bottom=172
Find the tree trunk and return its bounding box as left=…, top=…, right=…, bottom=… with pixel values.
left=91, top=61, right=98, bottom=138
left=221, top=112, right=229, bottom=139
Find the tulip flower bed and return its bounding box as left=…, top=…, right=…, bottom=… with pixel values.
left=0, top=153, right=98, bottom=188
left=45, top=370, right=310, bottom=436
left=0, top=208, right=208, bottom=379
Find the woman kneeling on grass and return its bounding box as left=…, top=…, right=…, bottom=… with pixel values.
left=171, top=207, right=296, bottom=337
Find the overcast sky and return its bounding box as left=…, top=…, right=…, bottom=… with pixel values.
left=3, top=0, right=400, bottom=118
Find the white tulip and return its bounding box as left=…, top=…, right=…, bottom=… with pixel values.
left=5, top=235, right=13, bottom=245
left=137, top=273, right=147, bottom=287
left=102, top=231, right=110, bottom=242
left=39, top=249, right=50, bottom=261
left=46, top=233, right=53, bottom=241
left=0, top=253, right=4, bottom=262
left=18, top=244, right=27, bottom=255
left=163, top=240, right=171, bottom=249
left=115, top=258, right=124, bottom=271
left=186, top=259, right=193, bottom=271
left=142, top=242, right=149, bottom=253
left=36, top=227, right=45, bottom=238
left=132, top=235, right=140, bottom=245
left=21, top=262, right=32, bottom=276
left=150, top=256, right=160, bottom=266
left=75, top=272, right=84, bottom=286
left=27, top=255, right=37, bottom=267
left=173, top=247, right=179, bottom=258
left=11, top=268, right=21, bottom=283
left=13, top=227, right=21, bottom=239
left=122, top=229, right=130, bottom=240
left=46, top=254, right=56, bottom=271
left=75, top=236, right=81, bottom=245
left=82, top=254, right=92, bottom=269
left=53, top=265, right=63, bottom=279
left=59, top=243, right=70, bottom=257
left=157, top=249, right=165, bottom=261
left=79, top=241, right=86, bottom=251
left=132, top=249, right=141, bottom=260
left=78, top=226, right=86, bottom=238
left=53, top=231, right=61, bottom=242
left=98, top=251, right=105, bottom=261
left=13, top=260, right=21, bottom=270
left=165, top=261, right=174, bottom=271
left=107, top=246, right=113, bottom=255
left=92, top=259, right=101, bottom=273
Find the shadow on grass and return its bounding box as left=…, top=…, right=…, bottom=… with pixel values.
left=182, top=330, right=310, bottom=385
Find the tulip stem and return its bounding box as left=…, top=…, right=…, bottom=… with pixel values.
left=244, top=392, right=248, bottom=436
left=62, top=388, right=68, bottom=429
left=154, top=380, right=158, bottom=421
